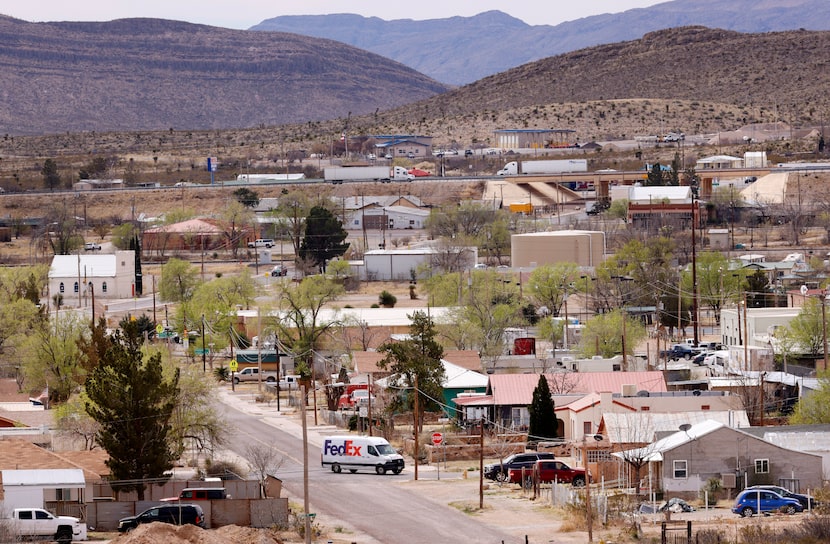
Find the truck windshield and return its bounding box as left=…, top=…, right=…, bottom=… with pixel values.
left=375, top=443, right=396, bottom=455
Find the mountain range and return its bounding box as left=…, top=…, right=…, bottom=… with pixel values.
left=0, top=16, right=447, bottom=135
left=252, top=0, right=830, bottom=85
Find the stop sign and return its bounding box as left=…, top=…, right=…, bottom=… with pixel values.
left=431, top=432, right=443, bottom=446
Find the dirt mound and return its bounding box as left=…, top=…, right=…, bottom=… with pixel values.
left=110, top=523, right=282, bottom=544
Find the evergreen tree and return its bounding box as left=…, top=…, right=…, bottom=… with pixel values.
left=377, top=311, right=445, bottom=433
left=41, top=158, right=61, bottom=190
left=298, top=206, right=349, bottom=271
left=85, top=321, right=180, bottom=500
left=528, top=374, right=557, bottom=443
left=131, top=234, right=143, bottom=296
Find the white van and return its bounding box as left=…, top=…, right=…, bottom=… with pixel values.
left=321, top=436, right=404, bottom=475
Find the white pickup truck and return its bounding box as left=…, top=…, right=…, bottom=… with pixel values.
left=4, top=507, right=87, bottom=542
left=232, top=367, right=278, bottom=384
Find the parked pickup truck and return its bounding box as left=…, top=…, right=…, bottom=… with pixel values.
left=659, top=344, right=700, bottom=360
left=508, top=460, right=588, bottom=488
left=5, top=507, right=87, bottom=543
left=232, top=367, right=278, bottom=384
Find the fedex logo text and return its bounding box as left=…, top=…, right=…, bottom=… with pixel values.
left=324, top=439, right=362, bottom=457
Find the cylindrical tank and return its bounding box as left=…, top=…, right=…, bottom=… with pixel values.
left=513, top=337, right=536, bottom=355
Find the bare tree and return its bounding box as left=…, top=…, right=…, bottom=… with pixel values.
left=245, top=443, right=284, bottom=498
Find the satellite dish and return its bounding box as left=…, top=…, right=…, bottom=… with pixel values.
left=801, top=284, right=809, bottom=296
left=679, top=423, right=692, bottom=432
left=693, top=389, right=702, bottom=396
left=636, top=390, right=650, bottom=397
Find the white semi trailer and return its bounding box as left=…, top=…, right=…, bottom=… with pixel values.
left=324, top=166, right=414, bottom=184
left=496, top=159, right=588, bottom=175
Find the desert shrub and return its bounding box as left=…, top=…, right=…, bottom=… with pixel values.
left=701, top=477, right=722, bottom=506
left=379, top=290, right=397, bottom=307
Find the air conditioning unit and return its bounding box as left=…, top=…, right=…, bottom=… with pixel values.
left=621, top=384, right=637, bottom=397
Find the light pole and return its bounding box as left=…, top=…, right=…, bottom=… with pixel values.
left=612, top=276, right=633, bottom=366
left=583, top=433, right=603, bottom=543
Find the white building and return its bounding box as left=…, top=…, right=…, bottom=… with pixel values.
left=48, top=251, right=136, bottom=304
left=364, top=247, right=477, bottom=281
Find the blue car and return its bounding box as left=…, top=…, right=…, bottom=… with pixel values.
left=732, top=489, right=803, bottom=517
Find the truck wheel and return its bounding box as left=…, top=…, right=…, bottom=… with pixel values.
left=523, top=476, right=534, bottom=489
left=375, top=465, right=386, bottom=475
left=266, top=376, right=276, bottom=383
left=233, top=377, right=240, bottom=384
left=392, top=468, right=402, bottom=475
left=572, top=476, right=586, bottom=487
left=331, top=463, right=342, bottom=474
left=56, top=527, right=73, bottom=544
left=495, top=471, right=508, bottom=482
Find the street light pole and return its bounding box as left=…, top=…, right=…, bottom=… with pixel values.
left=584, top=433, right=603, bottom=543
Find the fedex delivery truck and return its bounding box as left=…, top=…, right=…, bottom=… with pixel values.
left=321, top=435, right=405, bottom=475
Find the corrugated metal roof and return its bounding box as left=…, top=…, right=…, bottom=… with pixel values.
left=602, top=411, right=750, bottom=445
left=612, top=419, right=726, bottom=462
left=443, top=361, right=488, bottom=389
left=763, top=431, right=830, bottom=452
left=49, top=254, right=117, bottom=278
left=2, top=468, right=85, bottom=486
left=143, top=218, right=225, bottom=234
left=487, top=372, right=667, bottom=406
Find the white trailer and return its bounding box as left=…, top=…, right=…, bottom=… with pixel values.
left=496, top=159, right=588, bottom=175
left=324, top=166, right=414, bottom=184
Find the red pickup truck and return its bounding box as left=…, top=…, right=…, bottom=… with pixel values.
left=509, top=460, right=588, bottom=488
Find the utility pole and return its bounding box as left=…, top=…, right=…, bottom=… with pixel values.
left=691, top=198, right=699, bottom=345
left=413, top=374, right=419, bottom=481
left=201, top=313, right=206, bottom=373
left=301, top=385, right=311, bottom=544
left=479, top=418, right=484, bottom=509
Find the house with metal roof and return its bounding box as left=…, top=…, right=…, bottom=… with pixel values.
left=613, top=420, right=823, bottom=497
left=48, top=251, right=136, bottom=304
left=456, top=371, right=667, bottom=434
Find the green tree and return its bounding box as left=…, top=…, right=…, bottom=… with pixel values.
left=22, top=313, right=87, bottom=404
left=680, top=252, right=743, bottom=324
left=527, top=262, right=580, bottom=317
left=645, top=163, right=664, bottom=186
left=233, top=187, right=260, bottom=208
left=782, top=297, right=825, bottom=357
left=790, top=370, right=830, bottom=424
left=110, top=223, right=138, bottom=250
left=270, top=275, right=344, bottom=378
left=577, top=309, right=646, bottom=359
left=85, top=322, right=180, bottom=500
left=130, top=234, right=143, bottom=296
left=221, top=200, right=255, bottom=259
left=528, top=374, right=557, bottom=443
left=607, top=199, right=629, bottom=222
left=299, top=205, right=349, bottom=272
left=271, top=190, right=312, bottom=258
left=159, top=258, right=200, bottom=304
left=377, top=311, right=445, bottom=433
left=41, top=158, right=61, bottom=190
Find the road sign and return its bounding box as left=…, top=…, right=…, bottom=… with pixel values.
left=155, top=324, right=164, bottom=335
left=195, top=348, right=209, bottom=355
left=229, top=360, right=238, bottom=372
left=431, top=432, right=443, bottom=446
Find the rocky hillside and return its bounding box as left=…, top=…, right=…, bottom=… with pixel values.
left=0, top=16, right=448, bottom=135
left=252, top=1, right=830, bottom=85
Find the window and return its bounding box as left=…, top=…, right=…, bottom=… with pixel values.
left=102, top=282, right=107, bottom=293
left=354, top=220, right=359, bottom=225
left=641, top=406, right=650, bottom=411
left=755, top=459, right=769, bottom=474
left=55, top=488, right=71, bottom=501
left=587, top=449, right=612, bottom=463
left=59, top=282, right=65, bottom=293
left=35, top=510, right=50, bottom=519
left=673, top=460, right=688, bottom=479
left=74, top=281, right=79, bottom=293
left=18, top=510, right=32, bottom=520
left=701, top=405, right=710, bottom=410
left=583, top=421, right=592, bottom=434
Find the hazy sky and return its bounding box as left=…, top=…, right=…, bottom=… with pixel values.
left=2, top=1, right=667, bottom=29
